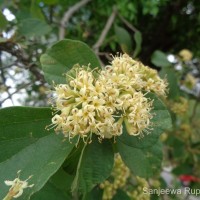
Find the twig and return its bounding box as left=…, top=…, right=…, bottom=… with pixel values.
left=0, top=52, right=6, bottom=82
left=49, top=5, right=54, bottom=24
left=0, top=53, right=14, bottom=106
left=117, top=13, right=139, bottom=32
left=0, top=42, right=45, bottom=83
left=6, top=90, right=14, bottom=105
left=97, top=52, right=113, bottom=61
left=0, top=82, right=32, bottom=104
left=28, top=63, right=45, bottom=83
left=93, top=7, right=117, bottom=54
left=1, top=62, right=18, bottom=69
left=187, top=146, right=200, bottom=155
left=59, top=0, right=91, bottom=40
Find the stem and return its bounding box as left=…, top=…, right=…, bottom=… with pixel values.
left=190, top=100, right=199, bottom=121
left=3, top=194, right=12, bottom=200
left=71, top=136, right=89, bottom=197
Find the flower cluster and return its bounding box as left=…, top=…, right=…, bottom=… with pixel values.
left=105, top=54, right=167, bottom=97
left=49, top=54, right=167, bottom=140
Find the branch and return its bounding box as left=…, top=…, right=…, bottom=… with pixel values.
left=28, top=63, right=45, bottom=83
left=1, top=62, right=18, bottom=69
left=0, top=52, right=6, bottom=84
left=59, top=0, right=91, bottom=40
left=0, top=82, right=32, bottom=105
left=93, top=7, right=117, bottom=54
left=117, top=13, right=139, bottom=32
left=0, top=42, right=45, bottom=83
left=187, top=147, right=200, bottom=155
left=97, top=52, right=113, bottom=61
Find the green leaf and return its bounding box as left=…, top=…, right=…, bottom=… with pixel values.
left=0, top=107, right=52, bottom=162
left=37, top=0, right=58, bottom=5
left=151, top=50, right=171, bottom=67
left=0, top=11, right=8, bottom=30
left=18, top=18, right=51, bottom=37
left=133, top=31, right=142, bottom=58
left=118, top=93, right=172, bottom=148
left=40, top=39, right=101, bottom=85
left=74, top=136, right=114, bottom=193
left=172, top=163, right=192, bottom=176
left=114, top=25, right=133, bottom=54
left=31, top=169, right=73, bottom=200
left=0, top=106, right=75, bottom=199
left=83, top=186, right=103, bottom=200
left=0, top=107, right=51, bottom=139
left=49, top=168, right=74, bottom=192
left=31, top=181, right=70, bottom=200
left=160, top=67, right=180, bottom=99
left=117, top=140, right=163, bottom=178
left=30, top=0, right=45, bottom=21
left=113, top=189, right=130, bottom=200
left=0, top=134, right=75, bottom=200
left=63, top=141, right=85, bottom=175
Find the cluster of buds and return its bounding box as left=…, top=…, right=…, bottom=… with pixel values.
left=100, top=154, right=150, bottom=200
left=100, top=154, right=130, bottom=200
left=176, top=123, right=192, bottom=140
left=183, top=74, right=197, bottom=89
left=168, top=97, right=188, bottom=115
left=127, top=176, right=150, bottom=200
left=49, top=54, right=167, bottom=141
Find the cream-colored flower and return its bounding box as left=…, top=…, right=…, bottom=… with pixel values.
left=4, top=170, right=34, bottom=199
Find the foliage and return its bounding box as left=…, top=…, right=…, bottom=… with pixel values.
left=0, top=39, right=171, bottom=199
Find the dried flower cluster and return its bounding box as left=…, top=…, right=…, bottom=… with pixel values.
left=49, top=54, right=167, bottom=141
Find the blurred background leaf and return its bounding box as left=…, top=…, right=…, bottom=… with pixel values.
left=114, top=25, right=133, bottom=54
left=151, top=50, right=171, bottom=67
